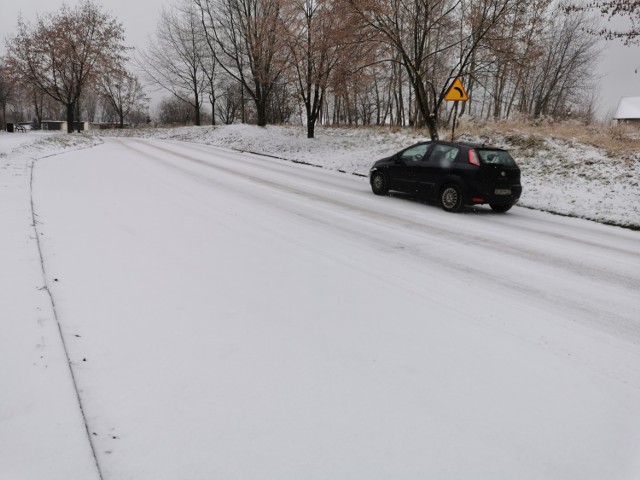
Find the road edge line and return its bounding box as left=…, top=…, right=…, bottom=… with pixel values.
left=29, top=158, right=105, bottom=480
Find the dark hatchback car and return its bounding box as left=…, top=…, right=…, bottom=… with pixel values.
left=369, top=140, right=522, bottom=213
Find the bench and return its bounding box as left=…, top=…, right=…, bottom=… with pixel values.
left=15, top=125, right=26, bottom=133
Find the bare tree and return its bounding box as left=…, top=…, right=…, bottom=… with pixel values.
left=281, top=0, right=350, bottom=137
left=5, top=0, right=128, bottom=133
left=565, top=1, right=640, bottom=44
left=0, top=60, right=13, bottom=130
left=99, top=70, right=149, bottom=128
left=81, top=87, right=100, bottom=123
left=8, top=83, right=31, bottom=125
left=347, top=0, right=530, bottom=138
left=347, top=0, right=453, bottom=136
left=458, top=0, right=550, bottom=120
left=201, top=50, right=219, bottom=125
left=138, top=1, right=208, bottom=125
left=195, top=0, right=287, bottom=127
left=527, top=11, right=602, bottom=118
left=156, top=95, right=196, bottom=124
left=214, top=79, right=243, bottom=124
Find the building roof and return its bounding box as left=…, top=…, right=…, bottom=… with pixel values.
left=614, top=97, right=640, bottom=119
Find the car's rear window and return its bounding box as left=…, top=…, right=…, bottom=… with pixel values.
left=477, top=149, right=516, bottom=166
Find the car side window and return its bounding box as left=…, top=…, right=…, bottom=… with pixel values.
left=428, top=144, right=459, bottom=164
left=400, top=144, right=429, bottom=163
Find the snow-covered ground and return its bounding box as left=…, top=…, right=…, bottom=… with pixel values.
left=2, top=127, right=640, bottom=480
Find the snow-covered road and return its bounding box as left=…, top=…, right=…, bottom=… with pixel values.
left=27, top=137, right=640, bottom=479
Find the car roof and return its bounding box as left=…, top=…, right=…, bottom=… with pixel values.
left=453, top=141, right=507, bottom=151
left=408, top=140, right=507, bottom=151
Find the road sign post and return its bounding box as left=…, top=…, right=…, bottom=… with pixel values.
left=444, top=78, right=468, bottom=141
left=451, top=101, right=459, bottom=142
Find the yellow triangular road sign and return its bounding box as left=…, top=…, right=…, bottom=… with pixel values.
left=444, top=78, right=468, bottom=102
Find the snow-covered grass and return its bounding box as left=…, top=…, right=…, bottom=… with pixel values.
left=0, top=130, right=102, bottom=157
left=93, top=122, right=640, bottom=229
left=458, top=123, right=640, bottom=229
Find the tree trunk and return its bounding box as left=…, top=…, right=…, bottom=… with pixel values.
left=425, top=115, right=439, bottom=141
left=241, top=85, right=246, bottom=124
left=256, top=99, right=267, bottom=127
left=305, top=83, right=323, bottom=139
left=210, top=91, right=216, bottom=126
left=34, top=94, right=43, bottom=129
left=305, top=97, right=314, bottom=138
left=307, top=117, right=315, bottom=139
left=75, top=100, right=82, bottom=132
left=66, top=103, right=75, bottom=133
left=194, top=94, right=201, bottom=126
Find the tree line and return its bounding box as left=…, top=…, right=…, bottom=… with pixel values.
left=0, top=0, right=632, bottom=138
left=1, top=0, right=147, bottom=133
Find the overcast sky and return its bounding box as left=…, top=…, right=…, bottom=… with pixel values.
left=1, top=0, right=638, bottom=119
left=0, top=1, right=169, bottom=53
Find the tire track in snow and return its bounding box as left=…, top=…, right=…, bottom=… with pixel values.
left=115, top=138, right=640, bottom=350
left=126, top=138, right=640, bottom=289
left=147, top=138, right=640, bottom=256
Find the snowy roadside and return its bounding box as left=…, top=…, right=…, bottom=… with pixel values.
left=475, top=131, right=640, bottom=230
left=95, top=124, right=640, bottom=229
left=0, top=132, right=103, bottom=479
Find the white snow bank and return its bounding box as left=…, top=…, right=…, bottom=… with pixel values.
left=0, top=132, right=103, bottom=480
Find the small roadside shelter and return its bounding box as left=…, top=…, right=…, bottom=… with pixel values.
left=40, top=120, right=91, bottom=131
left=614, top=97, right=640, bottom=125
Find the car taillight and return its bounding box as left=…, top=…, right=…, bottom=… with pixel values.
left=468, top=149, right=480, bottom=166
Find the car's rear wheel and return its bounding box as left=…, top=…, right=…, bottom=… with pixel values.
left=371, top=171, right=389, bottom=195
left=490, top=203, right=512, bottom=213
left=440, top=184, right=463, bottom=212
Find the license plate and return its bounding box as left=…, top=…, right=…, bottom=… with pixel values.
left=495, top=188, right=511, bottom=195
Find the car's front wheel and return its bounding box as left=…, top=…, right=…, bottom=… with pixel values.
left=370, top=171, right=389, bottom=195
left=440, top=184, right=463, bottom=212
left=490, top=203, right=512, bottom=213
